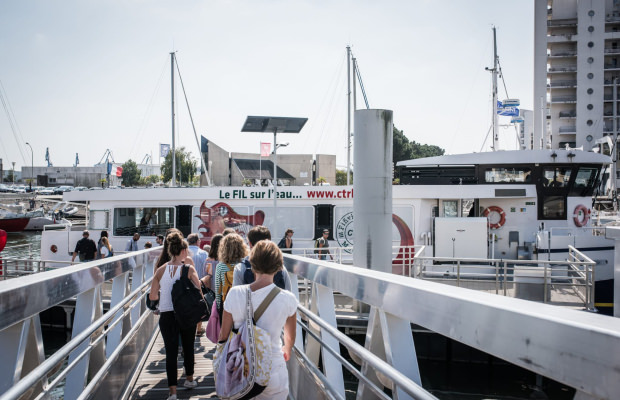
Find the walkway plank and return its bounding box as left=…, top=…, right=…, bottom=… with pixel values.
left=129, top=331, right=219, bottom=399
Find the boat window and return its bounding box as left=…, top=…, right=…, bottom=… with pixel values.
left=541, top=196, right=566, bottom=219
left=113, top=207, right=174, bottom=236
left=442, top=200, right=458, bottom=217
left=484, top=167, right=532, bottom=183
left=542, top=167, right=572, bottom=188
left=571, top=167, right=599, bottom=196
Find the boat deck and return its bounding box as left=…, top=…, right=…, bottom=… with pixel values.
left=128, top=330, right=218, bottom=399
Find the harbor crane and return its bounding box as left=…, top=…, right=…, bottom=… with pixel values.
left=95, top=149, right=115, bottom=166
left=45, top=147, right=52, bottom=167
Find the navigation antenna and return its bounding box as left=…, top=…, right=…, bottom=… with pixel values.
left=485, top=26, right=500, bottom=151
left=346, top=47, right=371, bottom=185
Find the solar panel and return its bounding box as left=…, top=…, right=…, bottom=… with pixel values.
left=241, top=116, right=308, bottom=133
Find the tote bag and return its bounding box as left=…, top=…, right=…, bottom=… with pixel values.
left=213, top=287, right=279, bottom=400
left=206, top=301, right=221, bottom=343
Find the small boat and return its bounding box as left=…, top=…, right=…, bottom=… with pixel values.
left=0, top=204, right=31, bottom=232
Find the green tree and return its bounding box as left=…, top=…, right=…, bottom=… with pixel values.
left=335, top=169, right=353, bottom=185
left=4, top=170, right=14, bottom=183
left=393, top=126, right=444, bottom=163
left=161, top=147, right=197, bottom=185
left=121, top=159, right=141, bottom=187
left=317, top=176, right=327, bottom=185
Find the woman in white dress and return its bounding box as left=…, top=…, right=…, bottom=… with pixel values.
left=218, top=240, right=298, bottom=400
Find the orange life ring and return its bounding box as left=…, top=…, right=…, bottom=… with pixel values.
left=573, top=204, right=591, bottom=227
left=483, top=206, right=506, bottom=229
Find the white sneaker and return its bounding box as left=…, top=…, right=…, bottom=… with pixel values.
left=166, top=394, right=177, bottom=400
left=183, top=379, right=198, bottom=389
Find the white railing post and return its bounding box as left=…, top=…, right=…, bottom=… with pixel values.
left=309, top=283, right=345, bottom=397
left=106, top=272, right=129, bottom=357
left=65, top=286, right=103, bottom=400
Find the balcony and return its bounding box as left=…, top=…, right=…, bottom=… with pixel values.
left=605, top=48, right=620, bottom=54
left=559, top=111, right=576, bottom=118
left=549, top=50, right=577, bottom=57
left=559, top=126, right=577, bottom=134
left=548, top=18, right=577, bottom=27
left=604, top=63, right=620, bottom=70
left=549, top=80, right=577, bottom=88
left=551, top=96, right=577, bottom=103
left=547, top=33, right=577, bottom=43
left=548, top=66, right=577, bottom=73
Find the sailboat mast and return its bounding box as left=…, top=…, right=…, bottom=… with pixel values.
left=346, top=46, right=352, bottom=185
left=492, top=27, right=499, bottom=151
left=171, top=52, right=177, bottom=187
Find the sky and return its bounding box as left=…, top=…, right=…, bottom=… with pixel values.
left=0, top=0, right=535, bottom=172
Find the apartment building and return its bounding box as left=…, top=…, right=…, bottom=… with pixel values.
left=534, top=0, right=620, bottom=160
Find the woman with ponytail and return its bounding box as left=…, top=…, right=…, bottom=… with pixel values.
left=149, top=231, right=201, bottom=400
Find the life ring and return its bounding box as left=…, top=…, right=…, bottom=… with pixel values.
left=483, top=206, right=506, bottom=229
left=573, top=204, right=591, bottom=227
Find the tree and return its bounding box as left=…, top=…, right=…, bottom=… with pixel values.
left=161, top=147, right=197, bottom=185
left=393, top=126, right=444, bottom=164
left=317, top=176, right=327, bottom=185
left=335, top=169, right=353, bottom=185
left=121, top=159, right=141, bottom=187
left=4, top=171, right=14, bottom=183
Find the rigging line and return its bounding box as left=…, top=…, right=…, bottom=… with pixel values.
left=174, top=55, right=209, bottom=185
left=128, top=56, right=169, bottom=160
left=354, top=62, right=370, bottom=109
left=316, top=62, right=346, bottom=152
left=301, top=52, right=347, bottom=153
left=497, top=59, right=510, bottom=99
left=480, top=125, right=493, bottom=153
left=0, top=80, right=27, bottom=164
left=447, top=36, right=491, bottom=154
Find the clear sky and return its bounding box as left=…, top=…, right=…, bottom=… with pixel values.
left=0, top=0, right=534, bottom=172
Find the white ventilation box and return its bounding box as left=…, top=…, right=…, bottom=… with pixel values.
left=434, top=217, right=488, bottom=259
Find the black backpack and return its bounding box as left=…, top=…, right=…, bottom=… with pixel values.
left=242, top=258, right=286, bottom=289
left=171, top=265, right=210, bottom=329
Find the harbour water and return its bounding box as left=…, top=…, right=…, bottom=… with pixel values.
left=2, top=232, right=576, bottom=399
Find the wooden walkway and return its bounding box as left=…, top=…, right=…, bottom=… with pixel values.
left=128, top=331, right=219, bottom=399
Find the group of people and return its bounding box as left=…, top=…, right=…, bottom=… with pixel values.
left=71, top=230, right=166, bottom=263
left=149, top=226, right=298, bottom=400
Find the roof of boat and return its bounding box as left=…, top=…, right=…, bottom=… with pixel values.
left=396, top=149, right=611, bottom=167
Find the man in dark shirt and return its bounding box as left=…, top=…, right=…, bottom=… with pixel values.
left=71, top=230, right=97, bottom=262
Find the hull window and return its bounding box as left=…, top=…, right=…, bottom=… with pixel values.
left=113, top=207, right=174, bottom=236
left=484, top=167, right=532, bottom=183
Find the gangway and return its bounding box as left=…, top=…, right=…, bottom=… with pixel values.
left=0, top=247, right=619, bottom=399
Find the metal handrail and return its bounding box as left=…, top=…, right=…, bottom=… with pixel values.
left=1, top=275, right=153, bottom=400
left=0, top=248, right=157, bottom=330
left=283, top=253, right=620, bottom=399
left=297, top=304, right=437, bottom=400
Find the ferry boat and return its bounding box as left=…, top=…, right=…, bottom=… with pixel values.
left=40, top=149, right=615, bottom=313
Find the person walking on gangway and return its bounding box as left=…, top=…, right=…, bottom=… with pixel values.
left=148, top=231, right=200, bottom=400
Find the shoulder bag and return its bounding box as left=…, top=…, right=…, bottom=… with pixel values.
left=213, top=286, right=280, bottom=400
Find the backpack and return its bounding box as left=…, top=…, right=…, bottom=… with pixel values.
left=242, top=258, right=286, bottom=289
left=171, top=265, right=210, bottom=329
left=220, top=263, right=235, bottom=303
left=314, top=238, right=321, bottom=254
